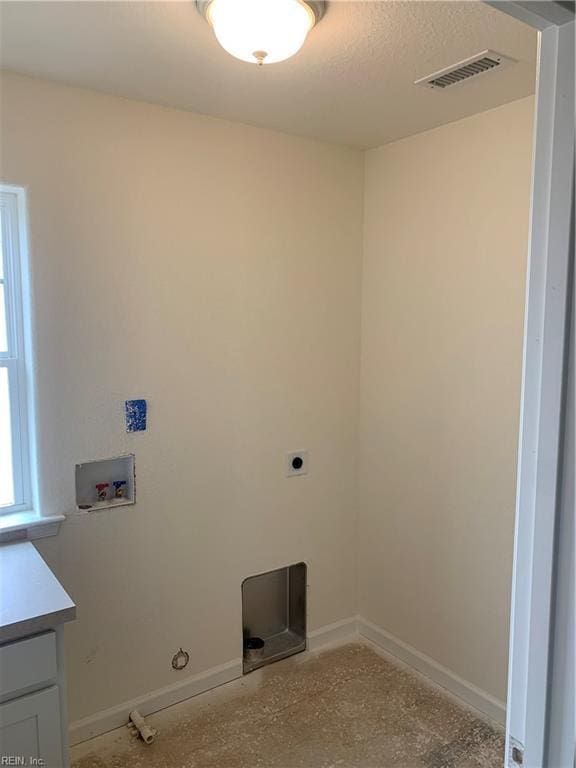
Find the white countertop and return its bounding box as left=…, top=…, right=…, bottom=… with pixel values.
left=0, top=541, right=76, bottom=644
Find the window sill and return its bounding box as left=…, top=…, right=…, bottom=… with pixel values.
left=0, top=511, right=65, bottom=543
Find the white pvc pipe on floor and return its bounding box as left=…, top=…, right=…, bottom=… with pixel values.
left=128, top=710, right=157, bottom=744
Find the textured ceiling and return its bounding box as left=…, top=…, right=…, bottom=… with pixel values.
left=0, top=1, right=537, bottom=148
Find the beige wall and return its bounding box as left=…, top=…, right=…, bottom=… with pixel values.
left=0, top=73, right=364, bottom=722
left=359, top=97, right=534, bottom=702
left=0, top=70, right=534, bottom=724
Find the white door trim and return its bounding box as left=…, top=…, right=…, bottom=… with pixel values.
left=487, top=1, right=575, bottom=29
left=546, top=253, right=574, bottom=768
left=484, top=3, right=574, bottom=767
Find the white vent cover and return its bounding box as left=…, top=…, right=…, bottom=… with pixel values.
left=415, top=50, right=515, bottom=90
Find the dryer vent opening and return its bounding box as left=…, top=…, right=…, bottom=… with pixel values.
left=242, top=562, right=307, bottom=674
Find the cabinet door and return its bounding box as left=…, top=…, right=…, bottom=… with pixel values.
left=0, top=686, right=63, bottom=768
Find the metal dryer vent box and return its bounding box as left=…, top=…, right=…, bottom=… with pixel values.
left=242, top=562, right=307, bottom=674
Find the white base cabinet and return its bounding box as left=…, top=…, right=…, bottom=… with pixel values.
left=0, top=686, right=63, bottom=766
left=0, top=542, right=75, bottom=768
left=0, top=628, right=70, bottom=768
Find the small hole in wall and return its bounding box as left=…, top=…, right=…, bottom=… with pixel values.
left=171, top=648, right=189, bottom=670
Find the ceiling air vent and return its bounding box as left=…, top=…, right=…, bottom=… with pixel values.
left=415, top=50, right=515, bottom=90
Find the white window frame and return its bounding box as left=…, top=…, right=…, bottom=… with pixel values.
left=0, top=185, right=33, bottom=515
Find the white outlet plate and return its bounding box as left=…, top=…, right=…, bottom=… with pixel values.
left=286, top=450, right=309, bottom=477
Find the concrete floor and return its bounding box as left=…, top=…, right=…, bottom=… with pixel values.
left=71, top=642, right=505, bottom=768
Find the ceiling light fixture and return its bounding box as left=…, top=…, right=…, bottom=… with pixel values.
left=196, top=0, right=326, bottom=66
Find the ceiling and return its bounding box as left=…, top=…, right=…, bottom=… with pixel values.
left=0, top=1, right=537, bottom=149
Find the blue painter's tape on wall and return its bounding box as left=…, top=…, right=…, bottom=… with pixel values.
left=126, top=399, right=147, bottom=432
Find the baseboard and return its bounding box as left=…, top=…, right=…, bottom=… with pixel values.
left=357, top=616, right=506, bottom=726
left=69, top=657, right=243, bottom=745
left=70, top=616, right=504, bottom=745
left=307, top=616, right=358, bottom=650
left=69, top=616, right=358, bottom=745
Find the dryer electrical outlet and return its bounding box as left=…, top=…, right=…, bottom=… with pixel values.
left=286, top=450, right=309, bottom=477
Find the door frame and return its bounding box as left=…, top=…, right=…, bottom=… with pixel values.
left=484, top=3, right=574, bottom=766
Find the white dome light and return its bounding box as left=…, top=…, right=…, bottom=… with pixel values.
left=198, top=0, right=325, bottom=65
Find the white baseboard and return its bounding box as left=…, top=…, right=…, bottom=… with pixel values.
left=69, top=657, right=243, bottom=745
left=357, top=616, right=506, bottom=726
left=69, top=616, right=358, bottom=746
left=307, top=616, right=358, bottom=650
left=70, top=615, right=504, bottom=745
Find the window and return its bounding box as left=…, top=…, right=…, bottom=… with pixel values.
left=0, top=186, right=33, bottom=515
